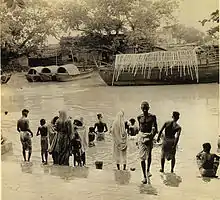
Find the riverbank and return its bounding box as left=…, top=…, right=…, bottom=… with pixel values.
left=2, top=159, right=219, bottom=200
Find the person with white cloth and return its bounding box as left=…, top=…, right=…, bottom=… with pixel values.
left=111, top=110, right=128, bottom=170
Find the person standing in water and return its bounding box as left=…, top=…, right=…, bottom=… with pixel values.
left=94, top=114, right=108, bottom=141
left=36, top=119, right=49, bottom=165
left=54, top=110, right=72, bottom=166
left=73, top=117, right=88, bottom=166
left=137, top=102, right=158, bottom=184
left=111, top=111, right=128, bottom=170
left=196, top=143, right=220, bottom=177
left=157, top=111, right=181, bottom=173
left=17, top=109, right=34, bottom=162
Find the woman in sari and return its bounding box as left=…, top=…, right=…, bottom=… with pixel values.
left=48, top=116, right=59, bottom=164
left=54, top=110, right=72, bottom=166
left=111, top=111, right=128, bottom=170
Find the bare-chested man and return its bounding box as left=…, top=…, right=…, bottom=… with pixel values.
left=17, top=109, right=33, bottom=162
left=137, top=101, right=158, bottom=184
left=157, top=111, right=181, bottom=173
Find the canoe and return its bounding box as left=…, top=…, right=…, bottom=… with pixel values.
left=55, top=64, right=94, bottom=82
left=38, top=65, right=59, bottom=82
left=25, top=67, right=44, bottom=82
left=1, top=74, right=12, bottom=84
left=98, top=62, right=219, bottom=86
left=26, top=66, right=59, bottom=82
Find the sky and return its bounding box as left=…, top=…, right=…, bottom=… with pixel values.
left=47, top=0, right=219, bottom=44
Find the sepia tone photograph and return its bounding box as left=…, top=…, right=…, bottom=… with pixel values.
left=1, top=0, right=219, bottom=199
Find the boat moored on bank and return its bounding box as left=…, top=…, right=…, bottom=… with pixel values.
left=55, top=64, right=94, bottom=82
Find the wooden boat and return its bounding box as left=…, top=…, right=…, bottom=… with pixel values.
left=98, top=48, right=219, bottom=86
left=55, top=64, right=94, bottom=82
left=25, top=67, right=44, bottom=82
left=1, top=73, right=12, bottom=84
left=99, top=63, right=219, bottom=86
left=38, top=65, right=59, bottom=81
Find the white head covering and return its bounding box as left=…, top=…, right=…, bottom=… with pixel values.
left=58, top=110, right=67, bottom=123
left=112, top=110, right=127, bottom=151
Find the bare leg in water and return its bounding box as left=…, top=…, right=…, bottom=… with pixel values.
left=160, top=157, right=165, bottom=172
left=44, top=152, right=48, bottom=164
left=141, top=161, right=147, bottom=183
left=171, top=157, right=175, bottom=173
left=28, top=152, right=31, bottom=162
left=41, top=152, right=45, bottom=163
left=147, top=150, right=152, bottom=175
left=22, top=149, right=26, bottom=161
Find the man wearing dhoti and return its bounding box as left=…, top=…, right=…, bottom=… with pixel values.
left=137, top=102, right=158, bottom=184
left=17, top=109, right=33, bottom=162
left=157, top=111, right=181, bottom=173
left=94, top=114, right=108, bottom=141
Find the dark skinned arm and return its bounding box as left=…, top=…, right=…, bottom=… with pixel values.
left=173, top=127, right=181, bottom=148
left=36, top=127, right=40, bottom=136
left=104, top=123, right=108, bottom=132
left=17, top=121, right=20, bottom=133
left=151, top=115, right=158, bottom=139
left=157, top=122, right=166, bottom=142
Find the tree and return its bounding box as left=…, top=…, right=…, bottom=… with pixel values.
left=1, top=0, right=62, bottom=65
left=3, top=0, right=25, bottom=9
left=199, top=9, right=219, bottom=38
left=170, top=24, right=205, bottom=44
left=58, top=0, right=179, bottom=54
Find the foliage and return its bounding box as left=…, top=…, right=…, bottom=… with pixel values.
left=199, top=9, right=219, bottom=37
left=1, top=0, right=62, bottom=65
left=170, top=24, right=205, bottom=44
left=58, top=0, right=179, bottom=54
left=3, top=0, right=25, bottom=9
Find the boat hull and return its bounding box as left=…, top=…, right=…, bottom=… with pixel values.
left=39, top=73, right=57, bottom=82
left=55, top=70, right=93, bottom=82
left=99, top=63, right=219, bottom=86
left=1, top=74, right=12, bottom=84
left=25, top=74, right=42, bottom=82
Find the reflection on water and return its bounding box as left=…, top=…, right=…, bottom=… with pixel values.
left=160, top=173, right=182, bottom=187
left=138, top=184, right=158, bottom=195
left=20, top=162, right=33, bottom=174
left=114, top=170, right=131, bottom=185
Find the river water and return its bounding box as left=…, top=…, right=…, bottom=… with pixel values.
left=1, top=73, right=220, bottom=198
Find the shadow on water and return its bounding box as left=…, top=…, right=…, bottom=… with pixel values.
left=20, top=162, right=33, bottom=174
left=196, top=175, right=219, bottom=183
left=138, top=178, right=158, bottom=196
left=114, top=169, right=131, bottom=185
left=49, top=165, right=89, bottom=181
left=160, top=173, right=182, bottom=187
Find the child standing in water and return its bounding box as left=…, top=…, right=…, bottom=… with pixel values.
left=71, top=130, right=82, bottom=167
left=36, top=119, right=48, bottom=165
left=94, top=114, right=108, bottom=141
left=128, top=118, right=139, bottom=139
left=88, top=127, right=96, bottom=147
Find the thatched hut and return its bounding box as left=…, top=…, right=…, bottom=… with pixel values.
left=28, top=44, right=63, bottom=67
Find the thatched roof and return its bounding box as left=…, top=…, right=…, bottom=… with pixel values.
left=27, top=65, right=59, bottom=74
left=57, top=64, right=80, bottom=75
left=29, top=44, right=62, bottom=58
left=27, top=67, right=45, bottom=74
left=40, top=65, right=59, bottom=74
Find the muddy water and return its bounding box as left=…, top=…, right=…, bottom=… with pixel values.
left=1, top=73, right=219, bottom=198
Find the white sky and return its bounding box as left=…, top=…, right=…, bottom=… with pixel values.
left=47, top=0, right=219, bottom=44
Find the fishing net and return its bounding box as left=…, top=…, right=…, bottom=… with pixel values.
left=112, top=49, right=199, bottom=85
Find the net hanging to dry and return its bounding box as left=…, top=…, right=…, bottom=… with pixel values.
left=112, top=49, right=199, bottom=84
